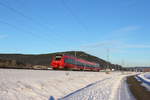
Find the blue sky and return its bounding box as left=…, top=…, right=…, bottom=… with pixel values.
left=0, top=0, right=150, bottom=67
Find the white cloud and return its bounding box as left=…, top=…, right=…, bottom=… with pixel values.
left=112, top=26, right=140, bottom=34
left=121, top=44, right=150, bottom=49
left=101, top=25, right=141, bottom=42
left=80, top=40, right=150, bottom=53
left=0, top=34, right=8, bottom=39
left=80, top=40, right=119, bottom=48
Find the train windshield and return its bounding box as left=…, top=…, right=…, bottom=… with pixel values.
left=55, top=55, right=62, bottom=61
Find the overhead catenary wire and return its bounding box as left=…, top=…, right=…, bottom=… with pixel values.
left=0, top=1, right=54, bottom=30
left=0, top=0, right=90, bottom=42
left=0, top=1, right=64, bottom=40
left=0, top=0, right=91, bottom=50
left=60, top=0, right=89, bottom=32
left=0, top=20, right=50, bottom=42
left=0, top=1, right=34, bottom=23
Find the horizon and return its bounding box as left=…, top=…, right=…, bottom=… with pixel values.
left=0, top=50, right=149, bottom=67
left=0, top=0, right=150, bottom=67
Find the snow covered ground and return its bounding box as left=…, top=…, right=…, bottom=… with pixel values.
left=60, top=72, right=136, bottom=100
left=114, top=77, right=136, bottom=100
left=144, top=72, right=150, bottom=79
left=0, top=69, right=136, bottom=100
left=137, top=72, right=150, bottom=83
left=137, top=72, right=150, bottom=91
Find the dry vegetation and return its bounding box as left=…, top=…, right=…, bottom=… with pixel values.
left=127, top=76, right=150, bottom=100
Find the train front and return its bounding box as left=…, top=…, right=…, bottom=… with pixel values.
left=50, top=54, right=65, bottom=69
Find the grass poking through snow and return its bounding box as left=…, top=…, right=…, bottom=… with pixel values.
left=127, top=76, right=150, bottom=100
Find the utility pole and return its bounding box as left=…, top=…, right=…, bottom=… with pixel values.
left=122, top=59, right=125, bottom=71
left=122, top=59, right=124, bottom=66
left=121, top=59, right=124, bottom=73
left=107, top=48, right=110, bottom=70
left=74, top=51, right=76, bottom=69
left=75, top=51, right=76, bottom=57
left=107, top=48, right=110, bottom=62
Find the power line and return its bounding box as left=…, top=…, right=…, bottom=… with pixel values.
left=0, top=1, right=63, bottom=39
left=107, top=48, right=110, bottom=69
left=0, top=1, right=34, bottom=22
left=0, top=2, right=66, bottom=42
left=61, top=0, right=89, bottom=32
left=107, top=48, right=110, bottom=62
left=0, top=20, right=50, bottom=41
left=0, top=0, right=52, bottom=29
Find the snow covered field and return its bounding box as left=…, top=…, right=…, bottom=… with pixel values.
left=0, top=69, right=136, bottom=100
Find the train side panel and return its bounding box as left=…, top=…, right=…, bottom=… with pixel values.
left=51, top=55, right=101, bottom=71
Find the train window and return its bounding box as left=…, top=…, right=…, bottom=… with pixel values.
left=71, top=59, right=74, bottom=64
left=90, top=65, right=93, bottom=67
left=72, top=59, right=76, bottom=64
left=65, top=58, right=75, bottom=64
left=55, top=55, right=62, bottom=60
left=92, top=65, right=95, bottom=67
left=69, top=59, right=71, bottom=63
left=64, top=58, right=68, bottom=63
left=96, top=64, right=99, bottom=67
left=55, top=58, right=61, bottom=60
left=65, top=58, right=70, bottom=63
left=77, top=61, right=82, bottom=66
left=87, top=64, right=89, bottom=67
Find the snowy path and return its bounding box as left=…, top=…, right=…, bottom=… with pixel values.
left=59, top=77, right=112, bottom=100
left=115, top=78, right=135, bottom=100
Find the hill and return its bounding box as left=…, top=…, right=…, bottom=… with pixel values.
left=0, top=51, right=122, bottom=69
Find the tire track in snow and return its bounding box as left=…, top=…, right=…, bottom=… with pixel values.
left=59, top=77, right=114, bottom=100
left=115, top=78, right=136, bottom=100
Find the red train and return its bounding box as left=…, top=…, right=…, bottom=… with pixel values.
left=50, top=54, right=101, bottom=71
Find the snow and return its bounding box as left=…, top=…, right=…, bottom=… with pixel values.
left=0, top=69, right=136, bottom=100
left=114, top=77, right=136, bottom=100
left=144, top=72, right=150, bottom=79
left=135, top=76, right=141, bottom=82
left=141, top=83, right=150, bottom=91
left=138, top=72, right=150, bottom=83
left=137, top=72, right=150, bottom=91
